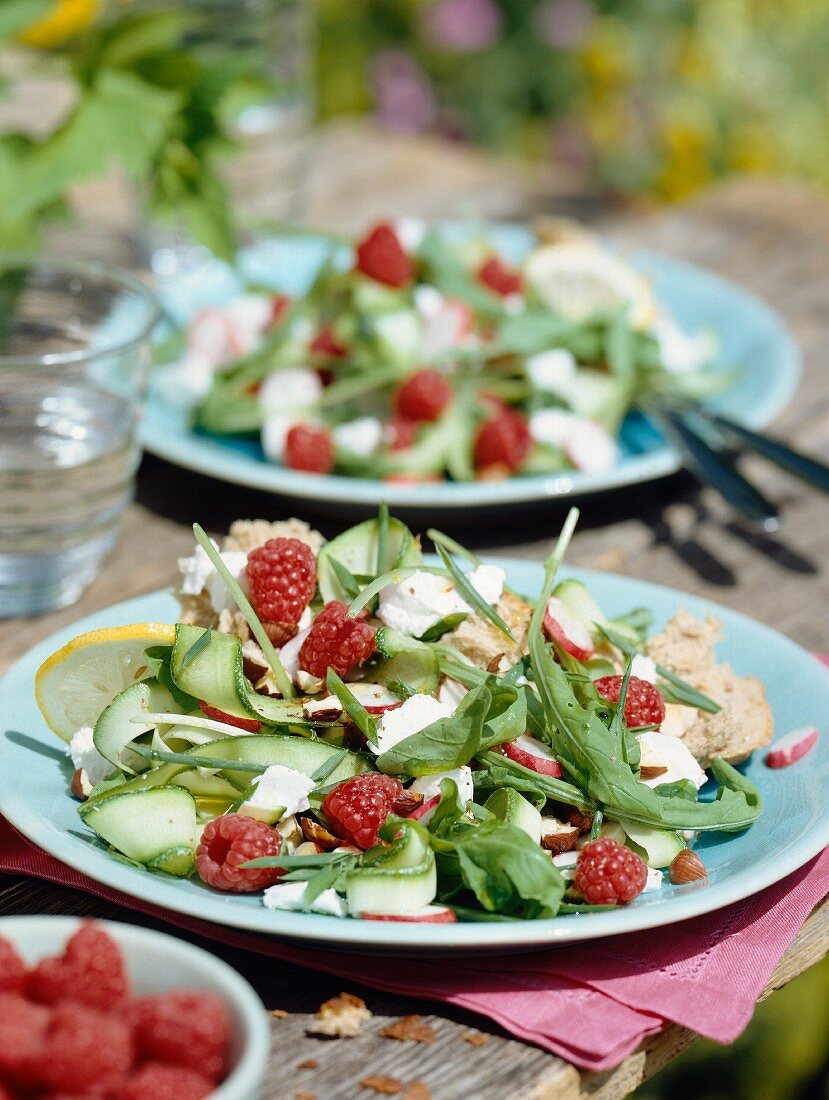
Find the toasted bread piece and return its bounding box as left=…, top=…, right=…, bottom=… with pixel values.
left=222, top=518, right=324, bottom=554
left=444, top=589, right=533, bottom=668
left=647, top=608, right=773, bottom=766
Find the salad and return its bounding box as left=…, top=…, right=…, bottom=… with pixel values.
left=163, top=219, right=724, bottom=483
left=35, top=509, right=772, bottom=924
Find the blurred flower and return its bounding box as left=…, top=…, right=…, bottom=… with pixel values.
left=533, top=0, right=595, bottom=51
left=419, top=0, right=503, bottom=53
left=370, top=50, right=438, bottom=134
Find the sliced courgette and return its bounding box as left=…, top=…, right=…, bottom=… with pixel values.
left=317, top=517, right=422, bottom=603
left=183, top=734, right=370, bottom=792
left=79, top=785, right=197, bottom=872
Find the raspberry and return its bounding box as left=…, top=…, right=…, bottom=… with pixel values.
left=0, top=936, right=26, bottom=994
left=477, top=255, right=523, bottom=297
left=473, top=409, right=531, bottom=472
left=355, top=223, right=414, bottom=288
left=322, top=773, right=404, bottom=849
left=285, top=423, right=334, bottom=474
left=575, top=838, right=648, bottom=905
left=28, top=920, right=128, bottom=1011
left=394, top=369, right=452, bottom=422
left=118, top=1063, right=215, bottom=1100
left=195, top=813, right=283, bottom=893
left=386, top=416, right=419, bottom=451
left=310, top=325, right=347, bottom=358
left=298, top=600, right=376, bottom=679
left=28, top=1002, right=134, bottom=1095
left=594, top=675, right=666, bottom=729
left=199, top=702, right=261, bottom=732
left=246, top=537, right=317, bottom=625
left=131, top=991, right=230, bottom=1081
left=0, top=994, right=50, bottom=1087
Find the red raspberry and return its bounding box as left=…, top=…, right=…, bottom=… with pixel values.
left=268, top=293, right=291, bottom=328
left=322, top=773, right=404, bottom=849
left=246, top=537, right=317, bottom=625
left=28, top=1002, right=134, bottom=1095
left=118, top=1063, right=214, bottom=1100
left=298, top=600, right=376, bottom=679
left=355, top=223, right=414, bottom=288
left=0, top=936, right=26, bottom=994
left=575, top=838, right=648, bottom=905
left=386, top=416, right=418, bottom=451
left=594, top=675, right=666, bottom=729
left=285, top=423, right=334, bottom=474
left=310, top=325, right=347, bottom=358
left=0, top=994, right=50, bottom=1088
left=474, top=409, right=531, bottom=472
left=477, top=255, right=523, bottom=297
left=131, top=991, right=230, bottom=1081
left=195, top=813, right=283, bottom=893
left=394, top=369, right=452, bottom=422
left=199, top=702, right=261, bottom=732
left=28, top=920, right=128, bottom=1011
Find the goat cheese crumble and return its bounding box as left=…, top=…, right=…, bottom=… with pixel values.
left=377, top=564, right=506, bottom=637
left=371, top=693, right=453, bottom=755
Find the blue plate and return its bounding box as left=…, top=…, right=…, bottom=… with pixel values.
left=1, top=559, right=826, bottom=953
left=141, top=228, right=800, bottom=509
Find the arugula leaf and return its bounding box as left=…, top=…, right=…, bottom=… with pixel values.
left=325, top=671, right=377, bottom=745
left=417, top=613, right=468, bottom=642
left=427, top=529, right=480, bottom=565
left=473, top=750, right=593, bottom=811
left=434, top=544, right=514, bottom=641
left=479, top=679, right=527, bottom=749
left=376, top=682, right=492, bottom=776
left=144, top=645, right=199, bottom=711
left=493, top=310, right=575, bottom=356
left=653, top=779, right=698, bottom=802
left=327, top=557, right=361, bottom=600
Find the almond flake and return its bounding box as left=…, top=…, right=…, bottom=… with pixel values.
left=297, top=1059, right=319, bottom=1070
left=379, top=1015, right=436, bottom=1044
left=271, top=1008, right=290, bottom=1018
left=461, top=1029, right=488, bottom=1047
left=361, top=1075, right=404, bottom=1094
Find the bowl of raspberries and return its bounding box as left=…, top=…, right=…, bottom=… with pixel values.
left=0, top=917, right=270, bottom=1099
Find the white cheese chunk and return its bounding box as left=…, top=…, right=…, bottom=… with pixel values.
left=651, top=313, right=715, bottom=375
left=643, top=867, right=664, bottom=893
left=377, top=565, right=506, bottom=638
left=526, top=348, right=577, bottom=392
left=637, top=731, right=708, bottom=789
left=244, top=764, right=315, bottom=819
left=333, top=417, right=383, bottom=458
left=263, top=881, right=348, bottom=918
left=630, top=654, right=657, bottom=683
left=68, top=726, right=114, bottom=786
left=409, top=766, right=474, bottom=805
left=372, top=694, right=453, bottom=755
left=178, top=542, right=249, bottom=614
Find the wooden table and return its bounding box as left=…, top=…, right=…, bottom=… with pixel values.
left=1, top=125, right=828, bottom=1099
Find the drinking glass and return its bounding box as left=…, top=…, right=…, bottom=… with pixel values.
left=0, top=260, right=160, bottom=617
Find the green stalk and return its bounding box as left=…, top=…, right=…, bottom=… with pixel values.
left=193, top=523, right=294, bottom=699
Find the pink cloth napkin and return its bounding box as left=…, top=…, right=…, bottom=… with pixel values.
left=1, top=815, right=826, bottom=1071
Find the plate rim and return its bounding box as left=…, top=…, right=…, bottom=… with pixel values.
left=140, top=245, right=801, bottom=509
left=1, top=560, right=827, bottom=952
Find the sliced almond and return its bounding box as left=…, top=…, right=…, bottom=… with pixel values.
left=541, top=827, right=579, bottom=855
left=300, top=818, right=342, bottom=851
left=639, top=764, right=669, bottom=780
left=391, top=789, right=425, bottom=816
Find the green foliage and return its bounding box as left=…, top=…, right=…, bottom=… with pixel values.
left=1, top=5, right=276, bottom=255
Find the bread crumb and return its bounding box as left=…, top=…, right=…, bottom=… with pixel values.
left=297, top=1059, right=319, bottom=1070
left=361, top=1076, right=403, bottom=1095
left=271, top=1008, right=290, bottom=1018
left=223, top=517, right=325, bottom=554
left=307, top=992, right=372, bottom=1038
left=406, top=1084, right=431, bottom=1100
left=445, top=590, right=533, bottom=668
left=379, top=1015, right=436, bottom=1045
left=461, top=1029, right=489, bottom=1047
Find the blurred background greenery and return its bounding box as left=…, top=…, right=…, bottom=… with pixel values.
left=1, top=3, right=827, bottom=1093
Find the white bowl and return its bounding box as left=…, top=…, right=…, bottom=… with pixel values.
left=0, top=916, right=270, bottom=1099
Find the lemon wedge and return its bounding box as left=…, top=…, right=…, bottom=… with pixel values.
left=35, top=623, right=175, bottom=741
left=524, top=242, right=657, bottom=330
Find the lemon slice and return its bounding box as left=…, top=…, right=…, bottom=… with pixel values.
left=524, top=243, right=656, bottom=329
left=35, top=623, right=175, bottom=741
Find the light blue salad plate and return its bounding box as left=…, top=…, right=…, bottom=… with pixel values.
left=1, top=558, right=826, bottom=953
left=140, top=225, right=801, bottom=509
